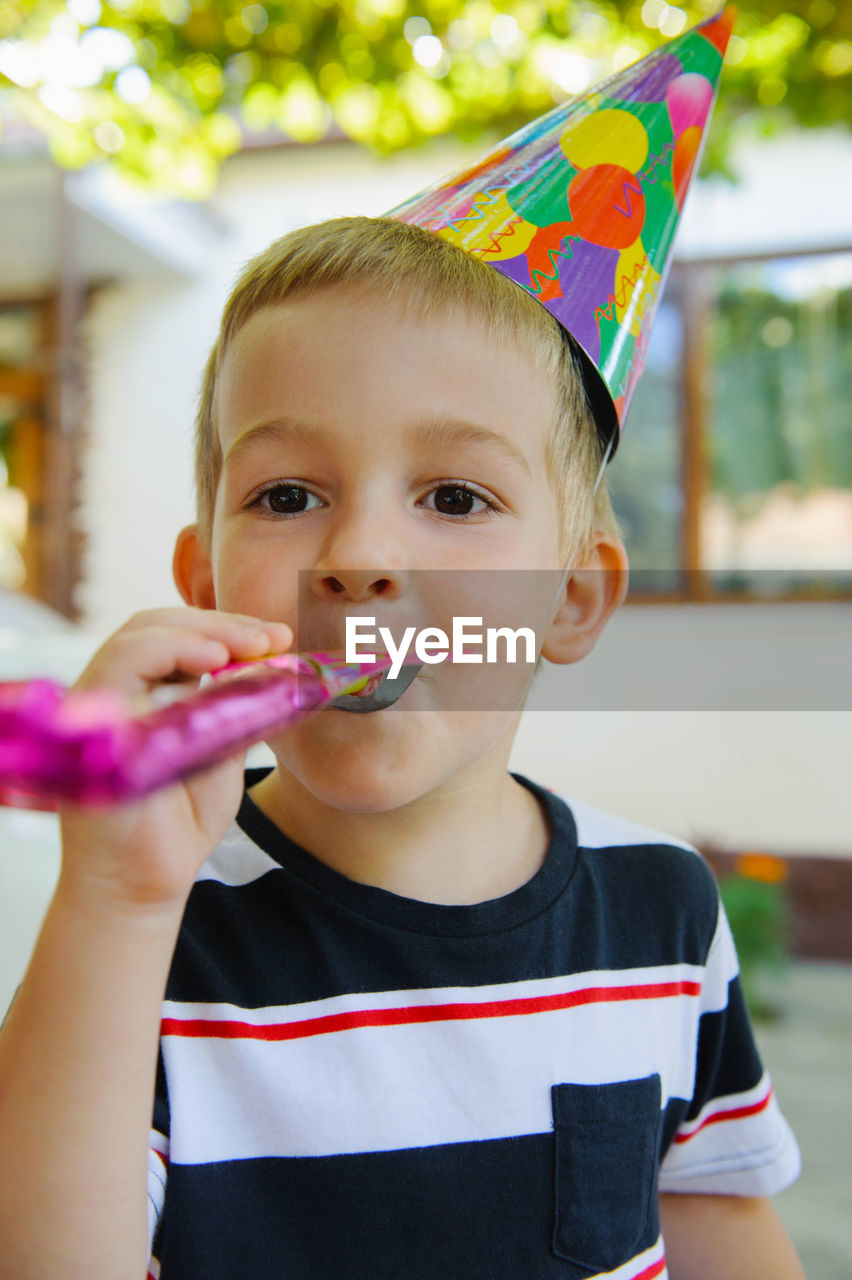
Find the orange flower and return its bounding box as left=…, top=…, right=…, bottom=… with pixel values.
left=735, top=852, right=788, bottom=884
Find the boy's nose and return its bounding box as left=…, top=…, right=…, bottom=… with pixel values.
left=310, top=566, right=406, bottom=603
left=307, top=490, right=410, bottom=604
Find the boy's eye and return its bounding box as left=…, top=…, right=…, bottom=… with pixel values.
left=425, top=485, right=495, bottom=519
left=253, top=484, right=321, bottom=515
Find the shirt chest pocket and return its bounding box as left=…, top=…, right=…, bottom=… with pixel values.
left=551, top=1074, right=662, bottom=1275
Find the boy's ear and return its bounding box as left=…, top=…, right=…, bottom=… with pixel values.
left=173, top=524, right=217, bottom=609
left=540, top=534, right=629, bottom=665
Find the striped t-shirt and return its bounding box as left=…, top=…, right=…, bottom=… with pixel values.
left=147, top=770, right=800, bottom=1279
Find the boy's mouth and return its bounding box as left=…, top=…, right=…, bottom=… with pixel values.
left=330, top=662, right=422, bottom=714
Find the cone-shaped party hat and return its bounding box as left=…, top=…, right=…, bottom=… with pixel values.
left=388, top=9, right=735, bottom=461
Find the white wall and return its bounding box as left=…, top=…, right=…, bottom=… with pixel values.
left=511, top=710, right=851, bottom=855
left=510, top=599, right=852, bottom=855
left=677, top=127, right=852, bottom=260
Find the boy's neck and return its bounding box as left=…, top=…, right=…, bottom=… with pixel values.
left=247, top=764, right=550, bottom=906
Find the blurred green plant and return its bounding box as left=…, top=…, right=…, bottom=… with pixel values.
left=720, top=852, right=791, bottom=1020
left=0, top=0, right=850, bottom=197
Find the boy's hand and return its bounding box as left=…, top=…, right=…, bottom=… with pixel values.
left=58, top=607, right=293, bottom=916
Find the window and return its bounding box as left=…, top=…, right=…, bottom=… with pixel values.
left=608, top=249, right=852, bottom=600
left=0, top=297, right=83, bottom=617
left=0, top=303, right=45, bottom=596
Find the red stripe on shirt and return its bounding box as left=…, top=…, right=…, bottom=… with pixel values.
left=673, top=1084, right=773, bottom=1144
left=633, top=1254, right=666, bottom=1280
left=161, top=980, right=700, bottom=1043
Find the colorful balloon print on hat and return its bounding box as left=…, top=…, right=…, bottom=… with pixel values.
left=388, top=8, right=736, bottom=461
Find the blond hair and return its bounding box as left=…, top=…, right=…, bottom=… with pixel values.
left=195, top=216, right=619, bottom=565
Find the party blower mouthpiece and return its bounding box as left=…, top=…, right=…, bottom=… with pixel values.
left=0, top=651, right=408, bottom=810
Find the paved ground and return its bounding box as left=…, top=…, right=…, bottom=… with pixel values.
left=753, top=962, right=852, bottom=1280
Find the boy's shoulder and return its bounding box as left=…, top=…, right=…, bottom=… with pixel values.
left=547, top=785, right=721, bottom=923
left=551, top=790, right=697, bottom=856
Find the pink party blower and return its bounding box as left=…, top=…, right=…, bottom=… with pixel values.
left=0, top=652, right=396, bottom=811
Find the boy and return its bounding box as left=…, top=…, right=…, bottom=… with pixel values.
left=0, top=213, right=804, bottom=1280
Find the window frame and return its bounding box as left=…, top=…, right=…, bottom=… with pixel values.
left=0, top=292, right=85, bottom=619
left=622, top=245, right=852, bottom=606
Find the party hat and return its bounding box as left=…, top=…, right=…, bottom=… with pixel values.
left=388, top=9, right=735, bottom=461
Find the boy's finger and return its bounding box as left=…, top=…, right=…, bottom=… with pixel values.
left=125, top=609, right=294, bottom=652
left=226, top=618, right=294, bottom=651
left=78, top=624, right=292, bottom=695
left=78, top=630, right=230, bottom=692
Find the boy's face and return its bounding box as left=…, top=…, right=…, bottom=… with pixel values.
left=180, top=283, right=600, bottom=813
